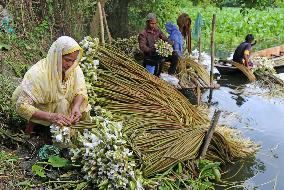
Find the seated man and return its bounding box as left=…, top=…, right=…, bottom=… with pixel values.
left=233, top=34, right=256, bottom=68
left=138, top=13, right=173, bottom=77
left=165, top=21, right=183, bottom=75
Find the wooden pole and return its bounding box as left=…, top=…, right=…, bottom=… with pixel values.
left=196, top=84, right=201, bottom=105
left=97, top=1, right=105, bottom=45
left=210, top=14, right=216, bottom=85
left=0, top=52, right=3, bottom=74
left=208, top=88, right=213, bottom=104
left=102, top=7, right=112, bottom=43
left=198, top=31, right=202, bottom=63
left=200, top=109, right=221, bottom=158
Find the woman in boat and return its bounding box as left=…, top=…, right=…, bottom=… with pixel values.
left=233, top=34, right=257, bottom=68
left=12, top=36, right=90, bottom=135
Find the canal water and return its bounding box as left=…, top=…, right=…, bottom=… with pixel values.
left=202, top=69, right=284, bottom=189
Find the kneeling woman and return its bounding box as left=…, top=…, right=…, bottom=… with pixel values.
left=13, top=36, right=90, bottom=135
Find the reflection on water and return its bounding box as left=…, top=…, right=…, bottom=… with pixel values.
left=216, top=157, right=266, bottom=190
left=202, top=72, right=284, bottom=189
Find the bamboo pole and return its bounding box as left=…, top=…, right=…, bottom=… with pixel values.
left=196, top=84, right=201, bottom=105
left=208, top=88, right=213, bottom=104
left=0, top=52, right=3, bottom=73
left=198, top=32, right=202, bottom=63
left=210, top=14, right=216, bottom=85
left=102, top=7, right=112, bottom=43
left=199, top=109, right=221, bottom=158
left=97, top=1, right=105, bottom=45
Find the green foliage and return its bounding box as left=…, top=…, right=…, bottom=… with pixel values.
left=0, top=74, right=24, bottom=126
left=198, top=159, right=221, bottom=182
left=48, top=155, right=68, bottom=167
left=155, top=160, right=221, bottom=189
left=32, top=155, right=68, bottom=178
left=185, top=6, right=284, bottom=53
left=189, top=0, right=281, bottom=10
left=129, top=0, right=183, bottom=32
left=129, top=2, right=284, bottom=54
left=0, top=150, right=19, bottom=167
left=32, top=164, right=46, bottom=178
left=0, top=43, right=11, bottom=50
left=0, top=0, right=99, bottom=76
left=0, top=150, right=26, bottom=189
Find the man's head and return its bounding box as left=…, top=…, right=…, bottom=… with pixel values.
left=245, top=34, right=254, bottom=43
left=146, top=13, right=157, bottom=30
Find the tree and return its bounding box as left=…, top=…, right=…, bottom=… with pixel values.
left=105, top=0, right=130, bottom=38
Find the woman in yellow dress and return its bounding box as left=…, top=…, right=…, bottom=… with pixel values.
left=12, top=36, right=90, bottom=134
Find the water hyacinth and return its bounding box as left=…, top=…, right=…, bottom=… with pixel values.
left=154, top=39, right=173, bottom=57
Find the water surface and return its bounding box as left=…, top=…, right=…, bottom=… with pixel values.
left=204, top=72, right=284, bottom=190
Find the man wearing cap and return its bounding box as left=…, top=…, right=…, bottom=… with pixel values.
left=138, top=13, right=173, bottom=77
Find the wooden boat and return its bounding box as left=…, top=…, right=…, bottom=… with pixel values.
left=215, top=45, right=284, bottom=74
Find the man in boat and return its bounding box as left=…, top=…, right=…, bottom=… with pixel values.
left=138, top=13, right=173, bottom=77
left=233, top=34, right=257, bottom=68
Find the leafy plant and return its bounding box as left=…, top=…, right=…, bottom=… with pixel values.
left=32, top=155, right=69, bottom=178
left=0, top=74, right=24, bottom=126
left=154, top=160, right=221, bottom=190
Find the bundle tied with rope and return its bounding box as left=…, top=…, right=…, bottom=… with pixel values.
left=75, top=36, right=258, bottom=177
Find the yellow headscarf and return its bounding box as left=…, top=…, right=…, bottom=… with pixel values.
left=13, top=36, right=88, bottom=120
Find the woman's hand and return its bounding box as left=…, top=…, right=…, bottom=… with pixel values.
left=70, top=106, right=82, bottom=124
left=49, top=113, right=72, bottom=126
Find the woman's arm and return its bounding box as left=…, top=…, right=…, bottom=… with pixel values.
left=16, top=92, right=72, bottom=126
left=70, top=95, right=85, bottom=123
left=32, top=110, right=72, bottom=126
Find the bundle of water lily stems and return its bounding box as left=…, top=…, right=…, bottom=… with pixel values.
left=219, top=59, right=256, bottom=82
left=178, top=58, right=211, bottom=88
left=251, top=57, right=284, bottom=97
left=79, top=37, right=257, bottom=177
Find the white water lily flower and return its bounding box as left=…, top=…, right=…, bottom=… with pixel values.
left=55, top=134, right=63, bottom=142
left=93, top=60, right=99, bottom=66
left=50, top=124, right=60, bottom=132
left=84, top=142, right=95, bottom=149
left=81, top=56, right=86, bottom=61
left=113, top=164, right=119, bottom=171
left=61, top=127, right=70, bottom=135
